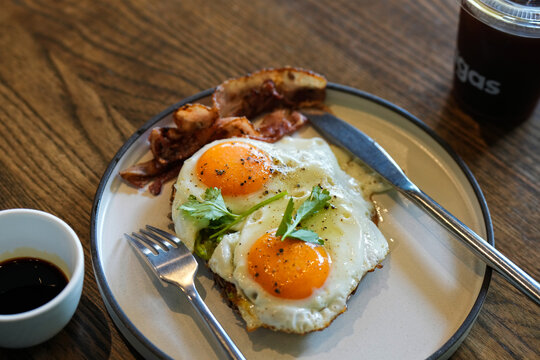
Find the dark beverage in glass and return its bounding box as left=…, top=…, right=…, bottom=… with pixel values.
left=453, top=0, right=540, bottom=123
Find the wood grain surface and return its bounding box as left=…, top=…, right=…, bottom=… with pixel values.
left=0, top=0, right=538, bottom=359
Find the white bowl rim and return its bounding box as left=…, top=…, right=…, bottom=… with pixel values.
left=0, top=208, right=84, bottom=322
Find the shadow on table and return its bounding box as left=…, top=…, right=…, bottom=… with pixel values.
left=0, top=292, right=141, bottom=359
left=437, top=92, right=534, bottom=148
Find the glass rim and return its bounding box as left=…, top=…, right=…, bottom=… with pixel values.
left=461, top=0, right=540, bottom=33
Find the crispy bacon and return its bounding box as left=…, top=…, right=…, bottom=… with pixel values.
left=119, top=67, right=327, bottom=194
left=147, top=162, right=183, bottom=196
left=256, top=109, right=307, bottom=142
left=213, top=67, right=327, bottom=118
left=173, top=103, right=217, bottom=134
left=118, top=158, right=183, bottom=195
left=210, top=116, right=261, bottom=140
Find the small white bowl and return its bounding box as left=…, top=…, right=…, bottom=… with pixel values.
left=0, top=209, right=84, bottom=348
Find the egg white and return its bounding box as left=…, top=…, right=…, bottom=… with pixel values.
left=172, top=136, right=389, bottom=333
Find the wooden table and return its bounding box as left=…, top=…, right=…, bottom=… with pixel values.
left=1, top=0, right=538, bottom=359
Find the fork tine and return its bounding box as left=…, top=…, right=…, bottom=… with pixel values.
left=140, top=228, right=174, bottom=250
left=125, top=233, right=156, bottom=256
left=146, top=225, right=181, bottom=246
left=131, top=232, right=163, bottom=253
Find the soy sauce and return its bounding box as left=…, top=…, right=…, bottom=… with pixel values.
left=0, top=257, right=68, bottom=315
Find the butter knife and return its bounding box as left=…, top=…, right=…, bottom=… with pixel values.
left=304, top=111, right=540, bottom=305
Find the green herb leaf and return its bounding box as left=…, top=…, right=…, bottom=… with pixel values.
left=288, top=229, right=324, bottom=245
left=276, top=198, right=294, bottom=236
left=180, top=188, right=287, bottom=258
left=275, top=185, right=331, bottom=242
left=180, top=187, right=237, bottom=227
left=209, top=191, right=287, bottom=239
left=193, top=230, right=218, bottom=261
left=296, top=185, right=332, bottom=220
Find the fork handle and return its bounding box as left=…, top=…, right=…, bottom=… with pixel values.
left=184, top=285, right=246, bottom=360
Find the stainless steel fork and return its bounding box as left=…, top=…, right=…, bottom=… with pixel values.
left=125, top=225, right=245, bottom=360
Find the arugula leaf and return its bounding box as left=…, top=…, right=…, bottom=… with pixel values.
left=275, top=185, right=331, bottom=244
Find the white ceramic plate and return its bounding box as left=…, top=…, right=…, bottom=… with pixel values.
left=91, top=84, right=493, bottom=360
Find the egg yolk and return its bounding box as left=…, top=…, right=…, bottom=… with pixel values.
left=247, top=233, right=331, bottom=299
left=196, top=141, right=272, bottom=196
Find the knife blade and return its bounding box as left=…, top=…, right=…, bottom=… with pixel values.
left=304, top=111, right=540, bottom=305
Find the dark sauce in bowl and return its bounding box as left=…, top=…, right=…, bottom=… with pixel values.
left=0, top=257, right=69, bottom=315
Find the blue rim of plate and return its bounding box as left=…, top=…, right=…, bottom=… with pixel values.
left=90, top=83, right=493, bottom=360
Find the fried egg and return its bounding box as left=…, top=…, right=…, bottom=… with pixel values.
left=171, top=137, right=389, bottom=333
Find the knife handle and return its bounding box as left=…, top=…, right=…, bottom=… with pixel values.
left=405, top=189, right=540, bottom=305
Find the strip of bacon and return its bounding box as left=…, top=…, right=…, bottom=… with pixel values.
left=119, top=67, right=327, bottom=195
left=213, top=68, right=326, bottom=118
left=255, top=109, right=307, bottom=142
